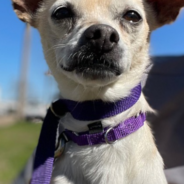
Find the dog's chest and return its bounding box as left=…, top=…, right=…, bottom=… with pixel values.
left=51, top=141, right=129, bottom=184
left=50, top=123, right=167, bottom=184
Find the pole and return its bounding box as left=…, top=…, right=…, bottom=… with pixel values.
left=18, top=24, right=31, bottom=119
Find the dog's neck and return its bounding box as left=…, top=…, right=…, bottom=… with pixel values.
left=58, top=84, right=141, bottom=121
left=59, top=83, right=151, bottom=133
left=57, top=77, right=143, bottom=102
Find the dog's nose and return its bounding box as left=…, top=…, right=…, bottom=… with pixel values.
left=82, top=24, right=119, bottom=52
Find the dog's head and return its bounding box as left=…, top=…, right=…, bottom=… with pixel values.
left=12, top=0, right=184, bottom=101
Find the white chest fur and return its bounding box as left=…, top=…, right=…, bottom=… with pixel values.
left=51, top=119, right=167, bottom=184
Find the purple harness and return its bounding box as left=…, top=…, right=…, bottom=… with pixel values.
left=31, top=84, right=145, bottom=184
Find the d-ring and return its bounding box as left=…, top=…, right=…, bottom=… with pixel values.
left=104, top=127, right=118, bottom=144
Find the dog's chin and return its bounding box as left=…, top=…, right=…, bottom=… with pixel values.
left=61, top=63, right=122, bottom=86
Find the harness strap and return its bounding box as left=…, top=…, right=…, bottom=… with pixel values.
left=64, top=112, right=145, bottom=146
left=31, top=84, right=143, bottom=184
left=31, top=101, right=67, bottom=184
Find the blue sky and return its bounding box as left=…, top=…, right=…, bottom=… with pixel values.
left=0, top=1, right=184, bottom=103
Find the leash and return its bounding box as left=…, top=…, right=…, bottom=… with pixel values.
left=31, top=84, right=143, bottom=184
left=31, top=101, right=67, bottom=184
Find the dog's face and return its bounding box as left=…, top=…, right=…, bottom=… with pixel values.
left=13, top=0, right=184, bottom=101
left=39, top=0, right=149, bottom=86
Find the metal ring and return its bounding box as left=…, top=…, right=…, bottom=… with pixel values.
left=54, top=133, right=67, bottom=158
left=104, top=127, right=118, bottom=144
left=50, top=104, right=61, bottom=118
left=54, top=137, right=65, bottom=158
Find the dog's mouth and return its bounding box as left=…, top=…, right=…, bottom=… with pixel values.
left=61, top=47, right=122, bottom=80
left=61, top=57, right=122, bottom=80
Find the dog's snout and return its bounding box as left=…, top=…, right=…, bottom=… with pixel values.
left=82, top=24, right=119, bottom=52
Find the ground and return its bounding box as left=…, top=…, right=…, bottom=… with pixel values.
left=0, top=121, right=41, bottom=184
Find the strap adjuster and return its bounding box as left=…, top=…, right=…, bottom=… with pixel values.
left=88, top=121, right=103, bottom=134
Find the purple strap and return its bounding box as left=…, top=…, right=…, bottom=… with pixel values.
left=31, top=109, right=60, bottom=184
left=60, top=84, right=141, bottom=121
left=31, top=84, right=142, bottom=184
left=64, top=113, right=145, bottom=146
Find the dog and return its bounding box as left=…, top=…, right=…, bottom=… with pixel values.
left=12, top=0, right=184, bottom=183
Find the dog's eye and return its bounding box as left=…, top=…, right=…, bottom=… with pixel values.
left=123, top=11, right=142, bottom=23
left=52, top=7, right=73, bottom=20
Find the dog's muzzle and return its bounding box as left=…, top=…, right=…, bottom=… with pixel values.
left=61, top=24, right=123, bottom=79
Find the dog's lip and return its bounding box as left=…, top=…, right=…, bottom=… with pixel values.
left=76, top=63, right=118, bottom=73
left=61, top=63, right=110, bottom=72
left=61, top=62, right=121, bottom=76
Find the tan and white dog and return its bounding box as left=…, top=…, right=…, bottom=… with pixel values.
left=12, top=0, right=184, bottom=184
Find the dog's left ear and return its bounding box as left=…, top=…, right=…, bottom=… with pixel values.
left=147, top=0, right=184, bottom=29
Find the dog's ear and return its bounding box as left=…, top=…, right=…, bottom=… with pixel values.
left=147, top=0, right=184, bottom=28
left=12, top=0, right=43, bottom=26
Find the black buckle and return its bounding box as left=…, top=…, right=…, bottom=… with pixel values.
left=88, top=121, right=103, bottom=134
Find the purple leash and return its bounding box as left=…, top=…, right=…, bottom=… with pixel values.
left=31, top=84, right=143, bottom=184
left=31, top=102, right=67, bottom=184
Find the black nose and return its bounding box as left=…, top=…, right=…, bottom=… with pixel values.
left=81, top=24, right=119, bottom=52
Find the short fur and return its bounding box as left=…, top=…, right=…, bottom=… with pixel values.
left=12, top=0, right=184, bottom=183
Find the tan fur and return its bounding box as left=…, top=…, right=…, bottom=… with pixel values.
left=12, top=0, right=184, bottom=28
left=80, top=0, right=111, bottom=13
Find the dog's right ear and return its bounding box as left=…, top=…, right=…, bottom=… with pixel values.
left=12, top=0, right=43, bottom=26
left=147, top=0, right=184, bottom=29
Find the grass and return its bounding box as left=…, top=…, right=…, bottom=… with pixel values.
left=0, top=122, right=42, bottom=184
